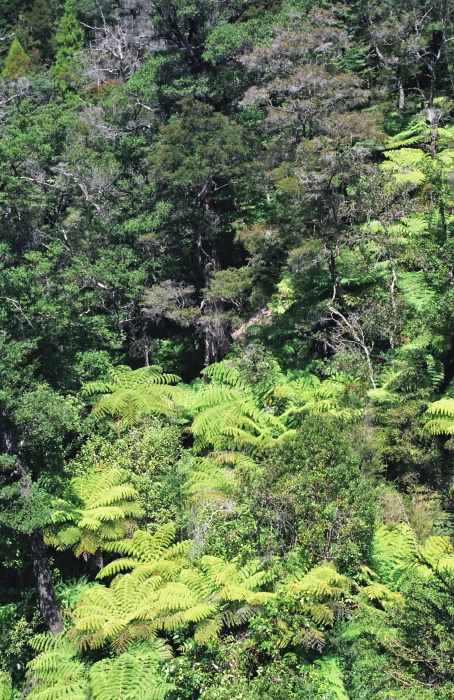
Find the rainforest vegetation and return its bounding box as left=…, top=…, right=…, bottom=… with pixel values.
left=1, top=0, right=454, bottom=697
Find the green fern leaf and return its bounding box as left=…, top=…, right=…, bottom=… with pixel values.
left=0, top=673, right=11, bottom=700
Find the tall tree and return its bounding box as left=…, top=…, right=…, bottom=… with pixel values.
left=148, top=98, right=255, bottom=364
left=53, top=0, right=83, bottom=92
left=2, top=38, right=30, bottom=78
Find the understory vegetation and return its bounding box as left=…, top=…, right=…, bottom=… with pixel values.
left=1, top=0, right=454, bottom=697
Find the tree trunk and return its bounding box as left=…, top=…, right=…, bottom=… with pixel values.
left=198, top=189, right=232, bottom=365
left=0, top=408, right=63, bottom=635
left=398, top=77, right=405, bottom=111
left=30, top=529, right=64, bottom=635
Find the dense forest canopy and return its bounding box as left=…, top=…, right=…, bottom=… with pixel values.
left=0, top=0, right=454, bottom=697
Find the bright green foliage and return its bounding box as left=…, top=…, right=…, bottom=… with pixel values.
left=2, top=0, right=454, bottom=696
left=26, top=632, right=88, bottom=700
left=251, top=559, right=396, bottom=656
left=335, top=521, right=454, bottom=698
left=68, top=420, right=187, bottom=527
left=274, top=563, right=352, bottom=650
left=424, top=397, right=454, bottom=435
left=73, top=529, right=273, bottom=648
left=314, top=657, right=349, bottom=700
left=267, top=371, right=364, bottom=424
left=371, top=524, right=418, bottom=586
left=2, top=38, right=31, bottom=78
left=97, top=523, right=192, bottom=580
left=0, top=673, right=11, bottom=700
left=372, top=523, right=454, bottom=583
left=25, top=633, right=172, bottom=700
left=188, top=360, right=361, bottom=453
left=83, top=366, right=183, bottom=434
left=185, top=454, right=238, bottom=504
left=249, top=417, right=376, bottom=566
left=73, top=574, right=165, bottom=651
left=161, top=556, right=273, bottom=643
left=188, top=361, right=293, bottom=452
left=45, top=467, right=143, bottom=560
left=89, top=644, right=173, bottom=700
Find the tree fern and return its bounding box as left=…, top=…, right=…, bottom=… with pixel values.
left=189, top=379, right=286, bottom=452
left=26, top=634, right=172, bottom=700
left=26, top=632, right=89, bottom=700
left=89, top=643, right=173, bottom=700
left=371, top=524, right=417, bottom=587
left=417, top=535, right=454, bottom=574
left=149, top=555, right=274, bottom=644
left=83, top=366, right=183, bottom=434
left=424, top=397, right=454, bottom=435
left=45, top=468, right=143, bottom=562
left=72, top=573, right=165, bottom=650
left=185, top=456, right=236, bottom=505
left=268, top=563, right=352, bottom=650
left=385, top=116, right=431, bottom=149
left=382, top=147, right=427, bottom=186
left=98, top=523, right=193, bottom=581
left=0, top=673, right=11, bottom=700
left=188, top=361, right=360, bottom=454
left=371, top=523, right=454, bottom=585
left=271, top=371, right=363, bottom=424
left=74, top=541, right=273, bottom=648
left=285, top=562, right=351, bottom=601
left=314, top=656, right=349, bottom=700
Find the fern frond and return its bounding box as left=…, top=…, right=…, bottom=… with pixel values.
left=386, top=118, right=430, bottom=149
left=200, top=363, right=243, bottom=387
left=0, top=673, right=11, bottom=700
left=194, top=616, right=223, bottom=643
left=89, top=642, right=173, bottom=700
left=26, top=633, right=88, bottom=700
left=425, top=398, right=454, bottom=435
left=99, top=525, right=192, bottom=580
left=314, top=656, right=349, bottom=700
left=286, top=563, right=350, bottom=600
left=45, top=468, right=142, bottom=561
left=301, top=603, right=334, bottom=626
left=372, top=524, right=417, bottom=586
left=83, top=366, right=182, bottom=432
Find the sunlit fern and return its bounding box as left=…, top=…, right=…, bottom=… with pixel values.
left=45, top=468, right=143, bottom=562
left=267, top=371, right=363, bottom=424
left=424, top=397, right=454, bottom=435
left=72, top=574, right=164, bottom=651
left=314, top=656, right=349, bottom=700
left=89, top=642, right=173, bottom=700
left=97, top=522, right=192, bottom=581
left=26, top=632, right=88, bottom=700
left=184, top=455, right=237, bottom=505
left=187, top=362, right=294, bottom=452
left=25, top=632, right=172, bottom=700
left=82, top=365, right=183, bottom=434
left=152, top=556, right=274, bottom=644
left=0, top=673, right=11, bottom=700
left=266, top=563, right=353, bottom=651
left=371, top=523, right=454, bottom=586
left=73, top=541, right=273, bottom=648
left=188, top=362, right=360, bottom=454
